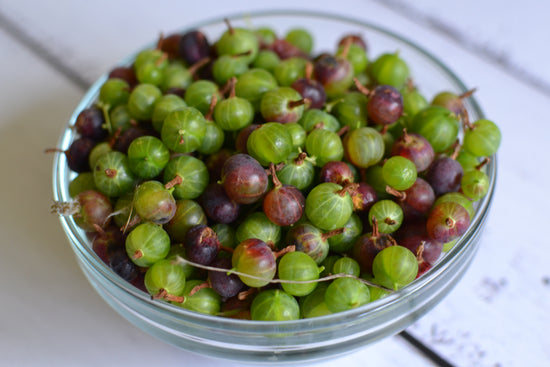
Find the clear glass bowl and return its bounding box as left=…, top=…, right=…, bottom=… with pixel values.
left=52, top=10, right=496, bottom=364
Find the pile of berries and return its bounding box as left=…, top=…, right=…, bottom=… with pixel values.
left=51, top=19, right=500, bottom=321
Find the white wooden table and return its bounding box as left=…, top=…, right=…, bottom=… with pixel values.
left=1, top=1, right=549, bottom=366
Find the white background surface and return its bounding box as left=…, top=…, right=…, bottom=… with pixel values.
left=1, top=1, right=549, bottom=366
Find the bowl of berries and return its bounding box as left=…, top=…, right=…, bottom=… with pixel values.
left=51, top=10, right=499, bottom=363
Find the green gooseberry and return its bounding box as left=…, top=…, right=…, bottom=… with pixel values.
left=278, top=251, right=321, bottom=297
left=109, top=105, right=134, bottom=133
left=68, top=172, right=96, bottom=198
left=285, top=28, right=314, bottom=54
left=144, top=259, right=187, bottom=300
left=184, top=80, right=222, bottom=115
left=198, top=120, right=225, bottom=155
left=88, top=141, right=112, bottom=171
left=151, top=94, right=187, bottom=132
left=236, top=212, right=281, bottom=248
left=337, top=43, right=368, bottom=75
left=327, top=213, right=363, bottom=253
left=370, top=51, right=410, bottom=89
left=164, top=199, right=207, bottom=243
left=93, top=151, right=136, bottom=197
left=246, top=122, right=293, bottom=166
left=372, top=245, right=418, bottom=290
left=160, top=107, right=207, bottom=153
left=463, top=119, right=501, bottom=157
left=235, top=68, right=278, bottom=112
left=99, top=78, right=130, bottom=108
left=213, top=90, right=255, bottom=131
left=163, top=154, right=209, bottom=200
left=343, top=126, right=385, bottom=168
left=273, top=57, right=307, bottom=86
left=331, top=91, right=368, bottom=130
left=305, top=128, right=344, bottom=167
left=324, top=277, right=370, bottom=313
left=125, top=222, right=171, bottom=267
left=251, top=50, right=281, bottom=72
left=299, top=108, right=341, bottom=133
left=250, top=289, right=300, bottom=321
left=260, top=86, right=307, bottom=124
left=300, top=283, right=332, bottom=318
left=127, top=83, right=162, bottom=120
left=127, top=135, right=170, bottom=179
left=305, top=182, right=354, bottom=231
left=410, top=106, right=459, bottom=153
left=174, top=279, right=221, bottom=315
left=212, top=54, right=249, bottom=85
left=368, top=199, right=404, bottom=233
left=216, top=26, right=259, bottom=65
left=160, top=62, right=193, bottom=92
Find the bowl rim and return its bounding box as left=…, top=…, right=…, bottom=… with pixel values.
left=52, top=9, right=497, bottom=330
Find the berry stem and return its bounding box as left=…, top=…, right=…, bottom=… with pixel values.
left=155, top=33, right=165, bottom=50
left=340, top=37, right=352, bottom=58
left=459, top=88, right=477, bottom=100
left=385, top=185, right=406, bottom=200
left=450, top=139, right=461, bottom=160
left=165, top=175, right=183, bottom=189
left=189, top=281, right=211, bottom=296
left=227, top=76, right=237, bottom=99
left=238, top=287, right=257, bottom=301
left=268, top=162, right=282, bottom=188
left=371, top=216, right=380, bottom=238
left=304, top=61, right=313, bottom=80
left=336, top=182, right=360, bottom=197
left=132, top=249, right=144, bottom=260
left=204, top=93, right=218, bottom=121
left=321, top=227, right=346, bottom=240
left=273, top=245, right=296, bottom=258
left=475, top=157, right=491, bottom=170
left=188, top=57, right=211, bottom=76
left=104, top=168, right=117, bottom=178
left=416, top=241, right=425, bottom=262
left=224, top=18, right=234, bottom=35
left=287, top=98, right=310, bottom=109
left=294, top=151, right=308, bottom=166
left=337, top=125, right=350, bottom=137
left=152, top=289, right=185, bottom=303
left=353, top=77, right=372, bottom=97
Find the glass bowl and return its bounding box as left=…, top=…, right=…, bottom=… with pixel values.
left=52, top=10, right=496, bottom=364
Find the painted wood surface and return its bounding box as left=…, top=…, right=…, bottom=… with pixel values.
left=1, top=1, right=548, bottom=366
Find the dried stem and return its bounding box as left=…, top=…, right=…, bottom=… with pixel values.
left=164, top=175, right=183, bottom=189
left=152, top=289, right=185, bottom=303
left=336, top=182, right=360, bottom=197
left=224, top=18, right=234, bottom=35
left=371, top=216, right=380, bottom=238
left=337, top=125, right=350, bottom=137
left=273, top=245, right=295, bottom=258
left=353, top=77, right=372, bottom=97
left=188, top=57, right=211, bottom=76
left=288, top=98, right=310, bottom=109
left=321, top=227, right=346, bottom=241
left=268, top=162, right=282, bottom=188
left=172, top=255, right=394, bottom=291
left=459, top=88, right=477, bottom=100
left=204, top=93, right=218, bottom=121
left=475, top=157, right=491, bottom=170
left=189, top=281, right=211, bottom=297
left=385, top=185, right=406, bottom=201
